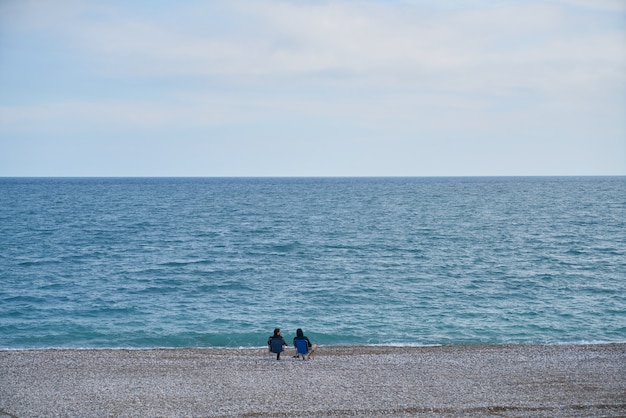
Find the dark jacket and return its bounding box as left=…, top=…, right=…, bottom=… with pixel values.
left=268, top=336, right=287, bottom=347
left=293, top=328, right=312, bottom=348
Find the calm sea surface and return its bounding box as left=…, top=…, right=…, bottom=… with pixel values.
left=1, top=177, right=624, bottom=349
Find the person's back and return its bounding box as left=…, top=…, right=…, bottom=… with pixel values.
left=293, top=328, right=316, bottom=359
left=268, top=328, right=287, bottom=360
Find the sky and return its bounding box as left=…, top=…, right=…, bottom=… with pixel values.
left=1, top=0, right=625, bottom=177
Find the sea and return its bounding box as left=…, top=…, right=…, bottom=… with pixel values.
left=1, top=177, right=624, bottom=349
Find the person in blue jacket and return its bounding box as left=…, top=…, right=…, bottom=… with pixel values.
left=293, top=328, right=317, bottom=359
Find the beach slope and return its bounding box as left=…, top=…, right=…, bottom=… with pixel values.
left=1, top=344, right=624, bottom=417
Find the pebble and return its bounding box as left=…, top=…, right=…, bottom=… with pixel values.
left=1, top=344, right=624, bottom=417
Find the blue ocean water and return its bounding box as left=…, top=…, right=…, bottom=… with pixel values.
left=0, top=177, right=624, bottom=349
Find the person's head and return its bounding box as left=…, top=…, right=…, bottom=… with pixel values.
left=296, top=328, right=303, bottom=337
left=273, top=328, right=281, bottom=337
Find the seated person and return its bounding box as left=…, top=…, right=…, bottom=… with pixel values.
left=267, top=328, right=288, bottom=360
left=293, top=328, right=317, bottom=359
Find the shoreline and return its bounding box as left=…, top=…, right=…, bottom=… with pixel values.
left=2, top=343, right=625, bottom=417
left=3, top=339, right=623, bottom=351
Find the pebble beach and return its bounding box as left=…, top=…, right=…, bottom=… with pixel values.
left=1, top=343, right=624, bottom=417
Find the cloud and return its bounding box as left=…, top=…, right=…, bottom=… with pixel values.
left=557, top=0, right=626, bottom=12
left=3, top=0, right=622, bottom=114
left=0, top=99, right=241, bottom=133
left=35, top=4, right=626, bottom=94
left=11, top=0, right=623, bottom=91
left=1, top=0, right=624, bottom=176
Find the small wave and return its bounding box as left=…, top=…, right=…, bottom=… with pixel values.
left=158, top=259, right=214, bottom=267
left=17, top=259, right=61, bottom=266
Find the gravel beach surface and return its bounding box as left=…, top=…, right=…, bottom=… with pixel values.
left=1, top=344, right=624, bottom=417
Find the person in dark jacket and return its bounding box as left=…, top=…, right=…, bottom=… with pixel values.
left=293, top=328, right=317, bottom=359
left=268, top=328, right=288, bottom=360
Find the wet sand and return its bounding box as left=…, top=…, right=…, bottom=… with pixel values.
left=1, top=344, right=624, bottom=417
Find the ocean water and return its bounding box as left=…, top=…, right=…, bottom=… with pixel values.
left=1, top=177, right=624, bottom=349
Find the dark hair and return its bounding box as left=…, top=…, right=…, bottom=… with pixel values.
left=296, top=328, right=303, bottom=337
left=273, top=328, right=281, bottom=336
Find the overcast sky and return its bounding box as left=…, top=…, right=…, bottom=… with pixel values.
left=1, top=0, right=625, bottom=176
